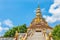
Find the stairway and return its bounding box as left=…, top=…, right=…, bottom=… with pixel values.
left=27, top=32, right=46, bottom=40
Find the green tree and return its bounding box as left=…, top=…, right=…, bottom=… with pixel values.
left=52, top=24, right=60, bottom=40
left=4, top=24, right=27, bottom=37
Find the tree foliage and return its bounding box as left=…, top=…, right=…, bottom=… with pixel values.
left=4, top=24, right=27, bottom=37
left=52, top=24, right=60, bottom=40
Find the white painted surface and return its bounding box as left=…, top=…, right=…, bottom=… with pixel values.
left=27, top=32, right=46, bottom=40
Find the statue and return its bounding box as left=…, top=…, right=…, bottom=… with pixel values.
left=14, top=31, right=19, bottom=40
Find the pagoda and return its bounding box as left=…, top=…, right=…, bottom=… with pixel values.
left=26, top=5, right=53, bottom=40
left=28, top=5, right=52, bottom=32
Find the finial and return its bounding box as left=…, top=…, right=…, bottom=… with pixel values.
left=30, top=24, right=32, bottom=26
left=35, top=0, right=42, bottom=18
left=38, top=4, right=40, bottom=8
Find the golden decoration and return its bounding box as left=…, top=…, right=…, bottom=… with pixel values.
left=49, top=32, right=52, bottom=36
left=35, top=18, right=40, bottom=23
left=15, top=31, right=19, bottom=38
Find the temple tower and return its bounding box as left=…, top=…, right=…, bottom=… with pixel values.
left=28, top=5, right=52, bottom=31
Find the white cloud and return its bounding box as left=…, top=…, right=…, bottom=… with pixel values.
left=0, top=19, right=14, bottom=33
left=0, top=22, right=2, bottom=32
left=0, top=27, right=2, bottom=32
left=43, top=0, right=60, bottom=23
left=0, top=22, right=9, bottom=32
left=3, top=27, right=9, bottom=31
left=0, top=27, right=9, bottom=32
left=41, top=8, right=47, bottom=13
left=43, top=15, right=57, bottom=23
left=3, top=19, right=14, bottom=27
left=0, top=19, right=14, bottom=36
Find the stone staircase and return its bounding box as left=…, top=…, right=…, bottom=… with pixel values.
left=27, top=32, right=46, bottom=40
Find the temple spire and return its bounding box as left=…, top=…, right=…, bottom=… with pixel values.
left=36, top=5, right=42, bottom=18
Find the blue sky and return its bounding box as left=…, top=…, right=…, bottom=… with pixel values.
left=0, top=0, right=60, bottom=36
